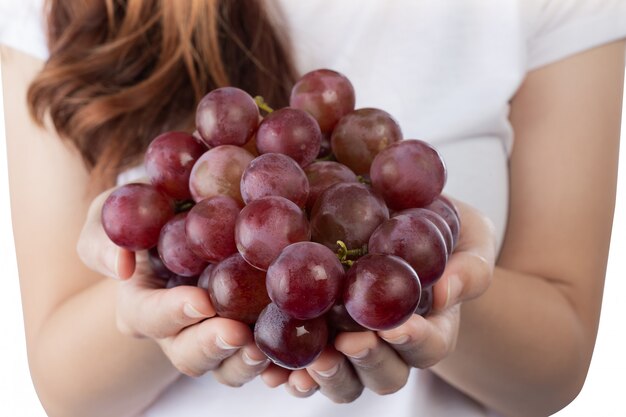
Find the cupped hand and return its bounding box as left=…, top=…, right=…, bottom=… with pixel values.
left=76, top=187, right=270, bottom=386
left=265, top=198, right=496, bottom=402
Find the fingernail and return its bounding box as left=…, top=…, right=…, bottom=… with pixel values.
left=183, top=303, right=209, bottom=319
left=293, top=384, right=315, bottom=394
left=312, top=363, right=339, bottom=378
left=381, top=334, right=410, bottom=345
left=216, top=336, right=241, bottom=351
left=346, top=348, right=369, bottom=360
left=444, top=274, right=462, bottom=309
left=242, top=350, right=268, bottom=366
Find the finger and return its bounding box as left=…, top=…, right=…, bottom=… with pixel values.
left=261, top=364, right=291, bottom=388
left=378, top=307, right=460, bottom=369
left=433, top=199, right=497, bottom=310
left=285, top=369, right=318, bottom=398
left=306, top=347, right=363, bottom=403
left=212, top=343, right=270, bottom=387
left=116, top=248, right=136, bottom=280
left=335, top=331, right=410, bottom=395
left=160, top=317, right=252, bottom=378
left=117, top=277, right=215, bottom=338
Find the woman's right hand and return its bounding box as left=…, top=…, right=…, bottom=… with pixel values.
left=76, top=187, right=270, bottom=386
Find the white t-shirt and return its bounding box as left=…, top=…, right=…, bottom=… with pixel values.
left=2, top=0, right=626, bottom=416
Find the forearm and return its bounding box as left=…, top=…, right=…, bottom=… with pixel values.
left=28, top=278, right=181, bottom=417
left=432, top=266, right=594, bottom=417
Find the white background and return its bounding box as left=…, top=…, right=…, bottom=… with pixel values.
left=0, top=60, right=625, bottom=416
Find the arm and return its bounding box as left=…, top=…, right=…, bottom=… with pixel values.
left=3, top=45, right=266, bottom=417
left=2, top=45, right=180, bottom=417
left=431, top=40, right=625, bottom=416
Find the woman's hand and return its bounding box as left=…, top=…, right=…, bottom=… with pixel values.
left=76, top=187, right=270, bottom=387
left=263, top=199, right=496, bottom=402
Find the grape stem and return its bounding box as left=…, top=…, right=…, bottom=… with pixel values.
left=254, top=96, right=274, bottom=114
left=356, top=175, right=371, bottom=185
left=336, top=240, right=367, bottom=266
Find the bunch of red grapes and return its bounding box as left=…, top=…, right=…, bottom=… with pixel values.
left=102, top=69, right=460, bottom=370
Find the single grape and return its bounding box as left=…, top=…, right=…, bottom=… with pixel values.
left=185, top=195, right=243, bottom=263
left=158, top=212, right=208, bottom=277
left=331, top=108, right=402, bottom=174
left=255, top=108, right=322, bottom=167
left=326, top=304, right=366, bottom=333
left=208, top=253, right=270, bottom=324
left=310, top=182, right=389, bottom=251
left=235, top=196, right=310, bottom=271
left=197, top=263, right=215, bottom=290
left=368, top=213, right=447, bottom=288
left=304, top=161, right=358, bottom=213
left=290, top=69, right=355, bottom=133
left=254, top=303, right=328, bottom=370
left=195, top=87, right=259, bottom=147
left=266, top=242, right=345, bottom=320
left=145, top=131, right=207, bottom=200
left=424, top=195, right=461, bottom=250
left=189, top=145, right=254, bottom=203
left=344, top=254, right=421, bottom=331
left=102, top=183, right=174, bottom=251
left=240, top=153, right=310, bottom=208
left=166, top=275, right=200, bottom=288
left=395, top=208, right=454, bottom=255
left=370, top=139, right=446, bottom=210
left=414, top=285, right=433, bottom=317
left=148, top=247, right=176, bottom=280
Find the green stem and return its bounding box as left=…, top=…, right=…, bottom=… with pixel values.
left=254, top=96, right=274, bottom=114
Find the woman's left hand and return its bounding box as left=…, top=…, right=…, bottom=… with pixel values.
left=262, top=199, right=497, bottom=402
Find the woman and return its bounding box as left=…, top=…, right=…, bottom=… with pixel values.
left=2, top=0, right=625, bottom=416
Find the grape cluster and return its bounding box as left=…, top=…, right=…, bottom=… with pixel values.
left=101, top=69, right=460, bottom=370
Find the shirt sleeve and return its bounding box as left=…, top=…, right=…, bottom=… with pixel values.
left=526, top=0, right=626, bottom=70
left=0, top=0, right=48, bottom=60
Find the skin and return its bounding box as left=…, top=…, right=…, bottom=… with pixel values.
left=2, top=37, right=624, bottom=417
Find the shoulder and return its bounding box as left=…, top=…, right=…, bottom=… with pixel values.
left=0, top=0, right=48, bottom=61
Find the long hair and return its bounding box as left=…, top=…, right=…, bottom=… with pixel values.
left=27, top=0, right=296, bottom=186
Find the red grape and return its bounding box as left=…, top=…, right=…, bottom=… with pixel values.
left=235, top=196, right=310, bottom=271
left=254, top=303, right=328, bottom=370
left=326, top=304, right=366, bottom=333
left=370, top=139, right=446, bottom=210
left=195, top=87, right=259, bottom=147
left=197, top=263, right=215, bottom=290
left=343, top=254, right=421, bottom=331
left=424, top=195, right=461, bottom=250
left=290, top=69, right=355, bottom=133
left=102, top=183, right=174, bottom=251
left=304, top=161, right=358, bottom=213
left=189, top=145, right=254, bottom=203
left=255, top=108, right=322, bottom=167
left=208, top=253, right=270, bottom=324
left=145, top=131, right=207, bottom=200
left=240, top=153, right=310, bottom=208
left=368, top=213, right=447, bottom=288
left=396, top=208, right=454, bottom=255
left=331, top=108, right=402, bottom=174
left=266, top=242, right=345, bottom=320
left=414, top=285, right=433, bottom=317
left=185, top=195, right=243, bottom=263
left=158, top=212, right=208, bottom=277
left=310, top=182, right=389, bottom=251
left=148, top=246, right=175, bottom=280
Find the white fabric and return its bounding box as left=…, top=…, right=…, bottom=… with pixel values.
left=2, top=0, right=626, bottom=416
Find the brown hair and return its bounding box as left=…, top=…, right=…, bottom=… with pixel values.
left=27, top=0, right=296, bottom=187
